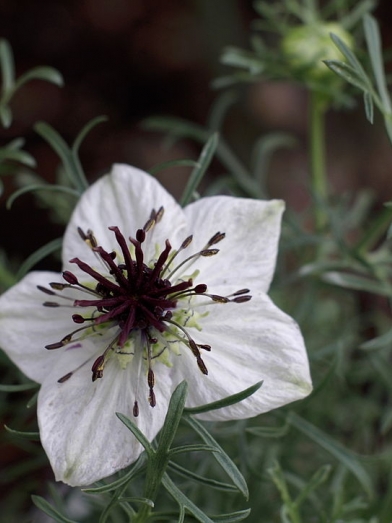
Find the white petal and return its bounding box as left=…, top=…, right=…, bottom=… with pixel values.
left=171, top=294, right=312, bottom=420
left=183, top=196, right=284, bottom=293
left=62, top=164, right=187, bottom=277
left=38, top=341, right=173, bottom=486
left=0, top=271, right=77, bottom=384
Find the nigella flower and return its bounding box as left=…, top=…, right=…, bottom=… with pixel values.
left=0, top=164, right=312, bottom=486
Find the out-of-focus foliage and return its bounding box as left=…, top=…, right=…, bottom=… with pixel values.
left=1, top=2, right=392, bottom=522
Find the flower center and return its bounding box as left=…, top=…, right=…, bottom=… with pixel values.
left=37, top=207, right=252, bottom=414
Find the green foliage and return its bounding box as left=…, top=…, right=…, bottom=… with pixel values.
left=1, top=3, right=392, bottom=522
left=214, top=0, right=374, bottom=106
left=326, top=14, right=392, bottom=143
left=0, top=39, right=63, bottom=128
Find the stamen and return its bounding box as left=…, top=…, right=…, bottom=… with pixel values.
left=37, top=285, right=56, bottom=296
left=58, top=372, right=73, bottom=383
left=231, top=288, right=250, bottom=296
left=149, top=388, right=156, bottom=408
left=198, top=344, right=211, bottom=351
left=70, top=258, right=123, bottom=293
left=93, top=246, right=129, bottom=287
left=43, top=216, right=251, bottom=412
left=232, top=295, right=252, bottom=303
left=206, top=232, right=225, bottom=246
left=167, top=249, right=219, bottom=280
left=78, top=227, right=98, bottom=249
left=150, top=240, right=171, bottom=281
left=57, top=352, right=93, bottom=383
left=200, top=249, right=219, bottom=257
left=155, top=206, right=164, bottom=223
left=63, top=271, right=78, bottom=285
left=72, top=314, right=94, bottom=324
left=143, top=206, right=164, bottom=232
left=227, top=289, right=252, bottom=303
left=109, top=226, right=135, bottom=280
left=165, top=319, right=208, bottom=375
left=132, top=342, right=144, bottom=417
left=136, top=228, right=146, bottom=243
left=209, top=295, right=230, bottom=303
left=161, top=235, right=193, bottom=277
left=43, top=302, right=62, bottom=308
left=91, top=335, right=120, bottom=381
left=91, top=355, right=105, bottom=381
left=45, top=324, right=97, bottom=350
left=147, top=361, right=155, bottom=407
left=49, top=282, right=72, bottom=291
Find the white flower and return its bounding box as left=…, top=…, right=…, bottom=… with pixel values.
left=0, top=164, right=312, bottom=486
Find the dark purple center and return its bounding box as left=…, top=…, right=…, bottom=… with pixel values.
left=38, top=208, right=251, bottom=412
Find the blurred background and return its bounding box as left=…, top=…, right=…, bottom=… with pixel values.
left=1, top=0, right=392, bottom=519
left=0, top=0, right=392, bottom=263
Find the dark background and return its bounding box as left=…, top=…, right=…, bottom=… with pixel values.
left=1, top=0, right=392, bottom=515
left=1, top=0, right=392, bottom=262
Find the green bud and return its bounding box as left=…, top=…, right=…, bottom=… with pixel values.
left=282, top=22, right=353, bottom=82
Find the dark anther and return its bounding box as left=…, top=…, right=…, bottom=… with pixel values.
left=43, top=217, right=247, bottom=404
left=91, top=355, right=105, bottom=381
left=37, top=285, right=56, bottom=295
left=58, top=372, right=73, bottom=383
left=148, top=368, right=155, bottom=388
left=211, top=295, right=230, bottom=303
left=233, top=288, right=250, bottom=295
left=43, top=302, right=61, bottom=307
left=197, top=357, right=208, bottom=375
left=200, top=249, right=219, bottom=257
left=207, top=232, right=225, bottom=246
left=77, top=227, right=87, bottom=240
left=156, top=206, right=164, bottom=222
left=181, top=235, right=193, bottom=249
left=63, top=271, right=78, bottom=285
left=72, top=314, right=85, bottom=323
left=45, top=341, right=65, bottom=350
left=50, top=282, right=69, bottom=291
left=194, top=284, right=207, bottom=294
left=149, top=388, right=156, bottom=407
left=136, top=229, right=146, bottom=243
left=232, top=295, right=252, bottom=303
left=198, top=344, right=211, bottom=351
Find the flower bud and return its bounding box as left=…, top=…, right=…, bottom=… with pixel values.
left=282, top=22, right=353, bottom=83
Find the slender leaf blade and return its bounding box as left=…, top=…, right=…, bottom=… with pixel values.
left=180, top=133, right=219, bottom=206
left=14, top=66, right=64, bottom=91
left=0, top=39, right=15, bottom=94
left=288, top=413, right=374, bottom=498
left=31, top=496, right=78, bottom=523
left=116, top=412, right=154, bottom=456
left=16, top=238, right=63, bottom=280
left=184, top=381, right=262, bottom=415
left=185, top=416, right=249, bottom=499
left=162, top=473, right=215, bottom=523
left=363, top=14, right=392, bottom=112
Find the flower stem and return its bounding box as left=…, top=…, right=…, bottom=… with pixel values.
left=132, top=382, right=188, bottom=523
left=132, top=452, right=168, bottom=523
left=269, top=462, right=303, bottom=523
left=309, top=90, right=328, bottom=232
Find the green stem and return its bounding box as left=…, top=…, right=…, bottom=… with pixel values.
left=269, top=463, right=303, bottom=523
left=309, top=90, right=328, bottom=232
left=132, top=382, right=188, bottom=523
left=132, top=453, right=169, bottom=523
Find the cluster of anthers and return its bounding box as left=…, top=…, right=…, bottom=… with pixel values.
left=37, top=207, right=252, bottom=415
